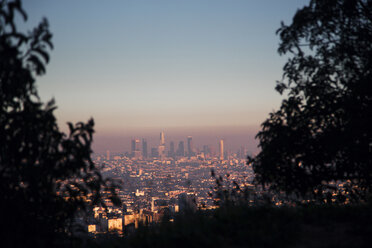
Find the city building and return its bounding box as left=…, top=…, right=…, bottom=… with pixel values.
left=160, top=131, right=165, bottom=146
left=131, top=139, right=141, bottom=158
left=177, top=141, right=185, bottom=156
left=142, top=138, right=148, bottom=158
left=158, top=131, right=166, bottom=160
left=108, top=218, right=123, bottom=234
left=187, top=136, right=194, bottom=157
left=219, top=139, right=224, bottom=160
left=169, top=141, right=175, bottom=158
left=106, top=150, right=110, bottom=160
left=151, top=147, right=159, bottom=158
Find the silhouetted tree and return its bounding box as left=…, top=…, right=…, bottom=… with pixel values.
left=0, top=1, right=119, bottom=246
left=250, top=0, right=372, bottom=203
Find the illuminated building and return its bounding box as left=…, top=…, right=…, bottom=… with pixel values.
left=131, top=138, right=141, bottom=158
left=219, top=139, right=224, bottom=160
left=160, top=131, right=165, bottom=145
left=108, top=218, right=123, bottom=234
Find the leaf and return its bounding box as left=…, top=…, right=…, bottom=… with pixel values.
left=27, top=54, right=45, bottom=75
left=33, top=47, right=50, bottom=63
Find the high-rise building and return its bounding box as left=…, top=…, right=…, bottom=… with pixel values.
left=151, top=147, right=159, bottom=158
left=106, top=150, right=110, bottom=160
left=131, top=139, right=138, bottom=153
left=158, top=131, right=166, bottom=159
left=160, top=131, right=165, bottom=145
left=169, top=141, right=175, bottom=158
left=187, top=136, right=194, bottom=157
left=131, top=138, right=141, bottom=158
left=177, top=141, right=185, bottom=156
left=203, top=145, right=209, bottom=155
left=202, top=145, right=210, bottom=158
left=158, top=145, right=165, bottom=160
left=142, top=138, right=148, bottom=158
left=219, top=139, right=224, bottom=160
left=131, top=139, right=135, bottom=153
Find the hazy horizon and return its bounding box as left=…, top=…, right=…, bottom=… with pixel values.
left=92, top=125, right=259, bottom=154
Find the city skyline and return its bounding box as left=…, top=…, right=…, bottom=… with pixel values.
left=108, top=131, right=250, bottom=158
left=93, top=127, right=258, bottom=154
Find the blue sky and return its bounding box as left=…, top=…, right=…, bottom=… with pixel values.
left=21, top=0, right=309, bottom=152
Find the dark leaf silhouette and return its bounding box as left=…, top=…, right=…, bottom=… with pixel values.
left=250, top=0, right=372, bottom=203
left=0, top=1, right=120, bottom=247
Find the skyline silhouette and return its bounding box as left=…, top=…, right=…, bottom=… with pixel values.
left=92, top=126, right=258, bottom=154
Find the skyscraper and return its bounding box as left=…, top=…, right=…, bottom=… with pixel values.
left=187, top=136, right=194, bottom=157
left=203, top=145, right=210, bottom=158
left=158, top=145, right=165, bottom=160
left=151, top=147, right=158, bottom=158
left=160, top=131, right=165, bottom=146
left=158, top=131, right=166, bottom=159
left=219, top=139, right=224, bottom=160
left=169, top=141, right=175, bottom=158
left=177, top=141, right=185, bottom=156
left=142, top=138, right=148, bottom=158
left=131, top=139, right=136, bottom=153
left=131, top=138, right=141, bottom=158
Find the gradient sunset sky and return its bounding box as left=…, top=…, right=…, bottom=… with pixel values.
left=21, top=0, right=309, bottom=153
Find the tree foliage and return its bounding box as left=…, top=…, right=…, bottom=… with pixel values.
left=0, top=1, right=119, bottom=246
left=250, top=0, right=372, bottom=203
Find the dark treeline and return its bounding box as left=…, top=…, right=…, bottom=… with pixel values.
left=0, top=1, right=120, bottom=247
left=250, top=0, right=372, bottom=204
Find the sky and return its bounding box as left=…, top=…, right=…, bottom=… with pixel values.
left=20, top=0, right=309, bottom=153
